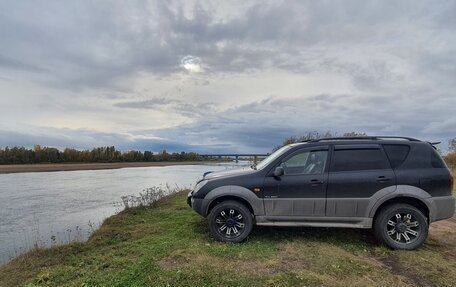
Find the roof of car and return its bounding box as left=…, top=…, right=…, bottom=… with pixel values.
left=305, top=136, right=420, bottom=142
left=289, top=136, right=437, bottom=147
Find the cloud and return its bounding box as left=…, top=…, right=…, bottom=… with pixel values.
left=114, top=98, right=177, bottom=109
left=0, top=0, right=455, bottom=153
left=0, top=54, right=47, bottom=72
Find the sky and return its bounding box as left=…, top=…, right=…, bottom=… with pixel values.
left=0, top=0, right=455, bottom=153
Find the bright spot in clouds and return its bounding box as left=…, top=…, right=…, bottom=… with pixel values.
left=181, top=55, right=202, bottom=73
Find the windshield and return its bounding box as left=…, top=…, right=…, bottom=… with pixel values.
left=255, top=145, right=293, bottom=170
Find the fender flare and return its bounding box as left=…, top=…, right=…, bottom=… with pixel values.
left=202, top=185, right=264, bottom=216
left=368, top=185, right=433, bottom=220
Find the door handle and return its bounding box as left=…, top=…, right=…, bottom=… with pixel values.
left=376, top=176, right=392, bottom=183
left=310, top=179, right=324, bottom=185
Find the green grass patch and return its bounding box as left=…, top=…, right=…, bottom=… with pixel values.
left=1, top=191, right=455, bottom=287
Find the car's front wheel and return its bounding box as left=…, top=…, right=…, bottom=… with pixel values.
left=374, top=203, right=428, bottom=250
left=208, top=200, right=253, bottom=243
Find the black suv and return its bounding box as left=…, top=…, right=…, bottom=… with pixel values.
left=188, top=136, right=455, bottom=250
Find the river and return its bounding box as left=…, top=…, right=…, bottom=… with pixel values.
left=0, top=162, right=246, bottom=265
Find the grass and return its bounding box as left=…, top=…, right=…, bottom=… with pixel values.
left=1, top=190, right=455, bottom=287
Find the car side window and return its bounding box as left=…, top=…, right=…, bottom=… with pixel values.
left=331, top=148, right=389, bottom=172
left=431, top=149, right=446, bottom=168
left=382, top=144, right=410, bottom=169
left=281, top=150, right=328, bottom=175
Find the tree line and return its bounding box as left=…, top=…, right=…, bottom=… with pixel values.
left=445, top=138, right=456, bottom=171
left=0, top=145, right=204, bottom=164
left=1, top=135, right=455, bottom=170
left=273, top=131, right=367, bottom=151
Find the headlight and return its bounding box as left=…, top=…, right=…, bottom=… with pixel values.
left=194, top=180, right=208, bottom=193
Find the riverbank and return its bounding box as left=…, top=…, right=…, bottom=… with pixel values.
left=0, top=161, right=222, bottom=174
left=1, top=190, right=455, bottom=287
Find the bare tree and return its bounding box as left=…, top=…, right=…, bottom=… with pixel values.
left=449, top=138, right=456, bottom=152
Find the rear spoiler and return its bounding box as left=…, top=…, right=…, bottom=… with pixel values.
left=428, top=141, right=441, bottom=150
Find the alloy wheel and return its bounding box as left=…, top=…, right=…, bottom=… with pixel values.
left=386, top=212, right=421, bottom=244
left=214, top=208, right=246, bottom=239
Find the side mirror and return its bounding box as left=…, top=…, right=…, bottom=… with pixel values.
left=273, top=166, right=284, bottom=177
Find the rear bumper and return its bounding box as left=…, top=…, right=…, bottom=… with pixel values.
left=429, top=195, right=455, bottom=222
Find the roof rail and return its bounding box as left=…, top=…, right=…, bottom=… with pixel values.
left=304, top=136, right=421, bottom=143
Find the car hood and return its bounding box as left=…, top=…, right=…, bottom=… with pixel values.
left=203, top=167, right=256, bottom=180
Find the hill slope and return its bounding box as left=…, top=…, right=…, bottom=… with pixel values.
left=1, top=191, right=455, bottom=287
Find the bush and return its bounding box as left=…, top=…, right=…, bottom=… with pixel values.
left=120, top=185, right=181, bottom=208
left=444, top=152, right=456, bottom=172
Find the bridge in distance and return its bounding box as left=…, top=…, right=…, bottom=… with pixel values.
left=199, top=153, right=269, bottom=163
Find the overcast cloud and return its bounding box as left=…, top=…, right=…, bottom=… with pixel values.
left=0, top=0, right=455, bottom=153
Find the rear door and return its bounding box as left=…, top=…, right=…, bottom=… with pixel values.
left=326, top=144, right=396, bottom=217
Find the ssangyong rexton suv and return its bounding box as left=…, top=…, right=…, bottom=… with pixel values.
left=187, top=136, right=455, bottom=250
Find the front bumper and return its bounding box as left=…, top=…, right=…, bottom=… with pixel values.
left=187, top=191, right=205, bottom=216
left=187, top=191, right=193, bottom=207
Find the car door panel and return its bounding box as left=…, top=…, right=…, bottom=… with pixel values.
left=326, top=145, right=396, bottom=217
left=263, top=147, right=329, bottom=217
left=264, top=176, right=328, bottom=216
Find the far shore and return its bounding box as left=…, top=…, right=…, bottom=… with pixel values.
left=0, top=161, right=224, bottom=174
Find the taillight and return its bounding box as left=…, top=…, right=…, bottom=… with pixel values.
left=450, top=173, right=454, bottom=192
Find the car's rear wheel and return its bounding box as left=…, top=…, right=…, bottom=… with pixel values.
left=208, top=200, right=253, bottom=243
left=374, top=203, right=428, bottom=250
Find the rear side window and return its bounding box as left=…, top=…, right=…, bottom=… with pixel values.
left=431, top=150, right=446, bottom=168
left=383, top=144, right=410, bottom=168
left=331, top=148, right=389, bottom=172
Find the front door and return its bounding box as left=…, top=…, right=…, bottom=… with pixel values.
left=263, top=147, right=329, bottom=217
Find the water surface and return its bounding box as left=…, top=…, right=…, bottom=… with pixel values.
left=0, top=163, right=245, bottom=265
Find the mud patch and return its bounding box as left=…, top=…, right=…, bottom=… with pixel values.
left=158, top=250, right=309, bottom=276
left=428, top=214, right=456, bottom=256
left=158, top=256, right=190, bottom=269
left=374, top=255, right=435, bottom=287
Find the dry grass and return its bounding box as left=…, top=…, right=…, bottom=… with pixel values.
left=1, top=191, right=455, bottom=287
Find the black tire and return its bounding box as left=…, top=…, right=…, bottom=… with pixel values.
left=208, top=200, right=253, bottom=243
left=374, top=203, right=428, bottom=250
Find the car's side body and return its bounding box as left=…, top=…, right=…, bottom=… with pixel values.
left=188, top=137, right=455, bottom=248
